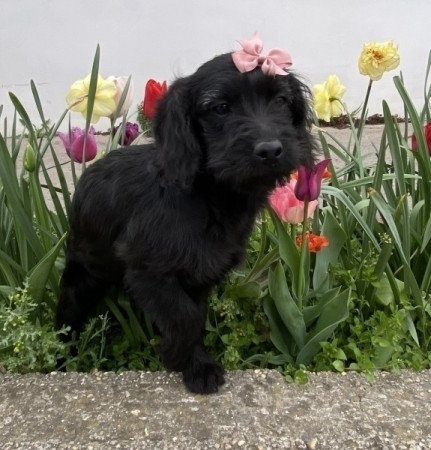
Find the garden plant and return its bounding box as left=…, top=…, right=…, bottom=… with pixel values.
left=0, top=42, right=430, bottom=382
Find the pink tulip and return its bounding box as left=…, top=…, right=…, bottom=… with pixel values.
left=58, top=127, right=98, bottom=163
left=269, top=179, right=318, bottom=224
left=294, top=159, right=331, bottom=201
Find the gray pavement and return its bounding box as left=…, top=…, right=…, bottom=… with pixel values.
left=3, top=125, right=428, bottom=449
left=1, top=369, right=431, bottom=449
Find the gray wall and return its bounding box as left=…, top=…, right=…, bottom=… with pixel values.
left=1, top=0, right=430, bottom=130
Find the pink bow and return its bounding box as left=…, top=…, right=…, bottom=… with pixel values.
left=232, top=34, right=292, bottom=76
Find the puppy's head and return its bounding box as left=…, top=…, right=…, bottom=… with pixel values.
left=154, top=53, right=316, bottom=189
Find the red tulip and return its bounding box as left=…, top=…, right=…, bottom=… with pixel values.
left=143, top=79, right=168, bottom=120
left=411, top=123, right=431, bottom=155
left=294, top=159, right=331, bottom=201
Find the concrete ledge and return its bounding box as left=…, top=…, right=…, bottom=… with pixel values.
left=1, top=369, right=431, bottom=449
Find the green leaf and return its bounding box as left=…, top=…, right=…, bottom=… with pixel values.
left=0, top=285, right=14, bottom=298
left=372, top=345, right=394, bottom=368
left=369, top=188, right=423, bottom=307
left=268, top=261, right=306, bottom=349
left=243, top=247, right=278, bottom=284
left=373, top=274, right=403, bottom=307
left=263, top=297, right=293, bottom=362
left=421, top=213, right=431, bottom=253
left=332, top=360, right=345, bottom=372
left=0, top=133, right=44, bottom=259
left=321, top=185, right=380, bottom=250
left=0, top=248, right=25, bottom=286
left=230, top=281, right=261, bottom=299
left=303, top=287, right=342, bottom=326
left=405, top=311, right=420, bottom=347
left=8, top=92, right=38, bottom=148
left=27, top=233, right=67, bottom=302
left=118, top=292, right=152, bottom=345
left=105, top=296, right=137, bottom=347
left=269, top=209, right=300, bottom=277
left=296, top=289, right=350, bottom=365
left=313, top=209, right=347, bottom=290
left=394, top=76, right=431, bottom=217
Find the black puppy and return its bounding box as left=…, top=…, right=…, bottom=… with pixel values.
left=56, top=50, right=315, bottom=394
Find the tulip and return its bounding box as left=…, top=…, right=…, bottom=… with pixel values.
left=269, top=180, right=318, bottom=224
left=358, top=41, right=400, bottom=81
left=313, top=75, right=346, bottom=122
left=107, top=76, right=135, bottom=118
left=291, top=168, right=331, bottom=181
left=57, top=127, right=98, bottom=163
left=66, top=74, right=117, bottom=123
left=296, top=232, right=329, bottom=252
left=114, top=122, right=140, bottom=146
left=411, top=123, right=431, bottom=155
left=143, top=79, right=168, bottom=120
left=294, top=159, right=331, bottom=202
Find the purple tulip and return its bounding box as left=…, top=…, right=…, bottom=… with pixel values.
left=115, top=122, right=140, bottom=146
left=294, top=159, right=331, bottom=201
left=58, top=127, right=97, bottom=163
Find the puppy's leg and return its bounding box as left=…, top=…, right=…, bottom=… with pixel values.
left=55, top=258, right=108, bottom=335
left=125, top=269, right=225, bottom=394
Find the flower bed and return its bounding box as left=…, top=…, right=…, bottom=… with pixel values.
left=0, top=42, right=430, bottom=381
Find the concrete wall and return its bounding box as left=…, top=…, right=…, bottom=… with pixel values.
left=1, top=0, right=430, bottom=131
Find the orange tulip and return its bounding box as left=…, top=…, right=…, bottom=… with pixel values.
left=295, top=232, right=329, bottom=252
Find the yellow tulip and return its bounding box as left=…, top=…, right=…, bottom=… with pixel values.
left=312, top=75, right=346, bottom=122
left=358, top=41, right=400, bottom=81
left=66, top=74, right=117, bottom=123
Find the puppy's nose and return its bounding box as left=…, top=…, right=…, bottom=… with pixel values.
left=254, top=140, right=283, bottom=161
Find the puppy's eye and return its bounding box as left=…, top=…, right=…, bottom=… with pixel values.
left=275, top=95, right=288, bottom=105
left=213, top=103, right=231, bottom=115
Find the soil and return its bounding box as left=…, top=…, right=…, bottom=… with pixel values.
left=319, top=113, right=404, bottom=129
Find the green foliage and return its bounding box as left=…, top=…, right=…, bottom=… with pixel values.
left=136, top=103, right=153, bottom=136
left=0, top=284, right=67, bottom=372
left=314, top=305, right=431, bottom=379
left=205, top=282, right=273, bottom=369
left=0, top=46, right=431, bottom=381
left=63, top=311, right=162, bottom=373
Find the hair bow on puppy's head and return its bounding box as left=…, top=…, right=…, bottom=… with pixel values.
left=232, top=34, right=293, bottom=76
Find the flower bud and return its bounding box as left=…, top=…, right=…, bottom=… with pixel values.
left=24, top=143, right=36, bottom=172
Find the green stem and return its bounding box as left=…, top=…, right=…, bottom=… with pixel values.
left=107, top=117, right=116, bottom=153
left=82, top=132, right=87, bottom=173
left=297, top=199, right=309, bottom=308
left=356, top=78, right=373, bottom=143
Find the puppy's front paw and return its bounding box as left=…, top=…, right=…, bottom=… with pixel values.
left=182, top=348, right=225, bottom=394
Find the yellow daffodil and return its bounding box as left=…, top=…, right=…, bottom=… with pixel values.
left=66, top=74, right=117, bottom=123
left=312, top=75, right=346, bottom=122
left=358, top=41, right=400, bottom=81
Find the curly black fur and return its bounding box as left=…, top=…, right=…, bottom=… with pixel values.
left=55, top=53, right=316, bottom=394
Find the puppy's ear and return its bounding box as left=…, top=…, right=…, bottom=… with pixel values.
left=286, top=73, right=314, bottom=128
left=286, top=74, right=317, bottom=166
left=153, top=77, right=201, bottom=188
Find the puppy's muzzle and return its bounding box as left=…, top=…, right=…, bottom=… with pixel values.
left=253, top=139, right=283, bottom=163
